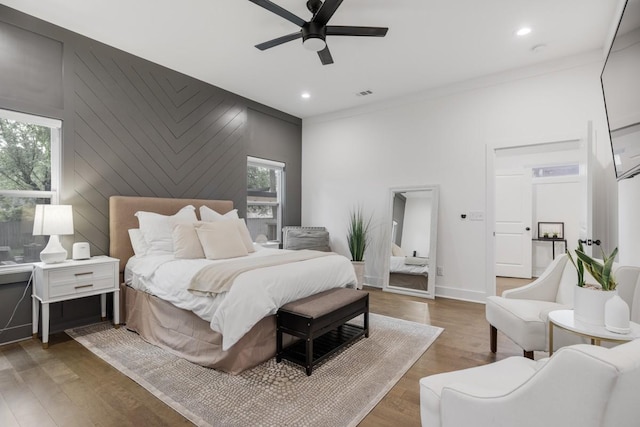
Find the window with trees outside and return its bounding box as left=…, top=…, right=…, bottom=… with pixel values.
left=247, top=156, right=284, bottom=243
left=0, top=109, right=61, bottom=267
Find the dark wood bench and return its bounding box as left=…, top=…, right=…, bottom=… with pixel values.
left=276, top=288, right=369, bottom=375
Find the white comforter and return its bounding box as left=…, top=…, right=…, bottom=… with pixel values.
left=126, top=248, right=357, bottom=350
left=389, top=256, right=429, bottom=275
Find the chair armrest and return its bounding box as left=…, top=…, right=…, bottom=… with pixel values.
left=502, top=255, right=569, bottom=301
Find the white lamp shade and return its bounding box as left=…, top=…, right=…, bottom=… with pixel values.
left=33, top=205, right=74, bottom=236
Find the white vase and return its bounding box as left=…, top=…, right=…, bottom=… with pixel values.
left=351, top=261, right=365, bottom=290
left=574, top=285, right=614, bottom=326
left=604, top=291, right=631, bottom=334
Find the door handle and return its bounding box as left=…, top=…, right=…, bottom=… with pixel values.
left=579, top=239, right=601, bottom=246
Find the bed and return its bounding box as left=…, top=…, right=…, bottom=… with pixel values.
left=389, top=256, right=429, bottom=291
left=109, top=196, right=356, bottom=374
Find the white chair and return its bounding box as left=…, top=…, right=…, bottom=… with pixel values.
left=419, top=339, right=640, bottom=427
left=486, top=254, right=575, bottom=358
left=486, top=254, right=640, bottom=358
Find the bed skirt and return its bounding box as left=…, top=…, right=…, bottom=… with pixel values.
left=389, top=273, right=428, bottom=291
left=122, top=284, right=279, bottom=374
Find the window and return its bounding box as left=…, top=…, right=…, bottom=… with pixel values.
left=531, top=164, right=579, bottom=178
left=246, top=156, right=285, bottom=243
left=0, top=109, right=61, bottom=266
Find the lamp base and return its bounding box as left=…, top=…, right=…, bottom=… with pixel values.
left=39, top=235, right=68, bottom=264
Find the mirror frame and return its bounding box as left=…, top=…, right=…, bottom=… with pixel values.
left=383, top=184, right=439, bottom=299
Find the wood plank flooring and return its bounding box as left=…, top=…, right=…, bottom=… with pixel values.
left=0, top=278, right=535, bottom=426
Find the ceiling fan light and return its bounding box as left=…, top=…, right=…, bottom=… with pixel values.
left=303, top=36, right=326, bottom=52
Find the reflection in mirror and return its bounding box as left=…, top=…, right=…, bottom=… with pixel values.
left=385, top=185, right=439, bottom=299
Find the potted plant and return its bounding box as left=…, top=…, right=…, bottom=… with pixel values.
left=347, top=207, right=371, bottom=289
left=567, top=241, right=619, bottom=325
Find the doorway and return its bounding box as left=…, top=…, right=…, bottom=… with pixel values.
left=486, top=131, right=595, bottom=296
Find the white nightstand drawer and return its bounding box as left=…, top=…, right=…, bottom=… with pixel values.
left=48, top=276, right=115, bottom=298
left=48, top=263, right=114, bottom=285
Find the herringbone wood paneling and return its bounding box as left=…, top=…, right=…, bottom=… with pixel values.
left=72, top=47, right=251, bottom=255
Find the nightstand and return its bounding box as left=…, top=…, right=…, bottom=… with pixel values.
left=32, top=256, right=120, bottom=348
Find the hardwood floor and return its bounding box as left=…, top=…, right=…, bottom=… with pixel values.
left=0, top=279, right=534, bottom=427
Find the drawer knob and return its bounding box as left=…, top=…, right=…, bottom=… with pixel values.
left=74, top=284, right=94, bottom=290
left=74, top=272, right=93, bottom=277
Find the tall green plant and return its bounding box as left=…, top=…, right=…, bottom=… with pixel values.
left=347, top=207, right=371, bottom=262
left=566, top=240, right=586, bottom=287
left=568, top=240, right=618, bottom=291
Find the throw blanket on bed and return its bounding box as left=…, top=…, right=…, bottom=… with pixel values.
left=189, top=250, right=334, bottom=296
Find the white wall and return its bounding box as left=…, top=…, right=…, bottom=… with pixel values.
left=302, top=53, right=617, bottom=302
left=619, top=174, right=640, bottom=266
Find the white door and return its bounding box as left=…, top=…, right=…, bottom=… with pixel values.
left=495, top=169, right=533, bottom=278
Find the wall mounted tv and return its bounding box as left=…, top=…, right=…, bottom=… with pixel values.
left=601, top=0, right=640, bottom=180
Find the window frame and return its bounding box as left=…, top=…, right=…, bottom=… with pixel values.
left=247, top=156, right=285, bottom=243
left=0, top=108, right=62, bottom=270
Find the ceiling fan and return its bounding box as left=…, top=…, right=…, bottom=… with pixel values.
left=249, top=0, right=389, bottom=65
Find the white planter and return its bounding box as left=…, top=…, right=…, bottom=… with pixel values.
left=574, top=285, right=615, bottom=326
left=351, top=261, right=365, bottom=290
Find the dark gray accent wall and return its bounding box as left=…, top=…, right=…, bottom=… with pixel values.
left=0, top=5, right=302, bottom=339
left=247, top=108, right=303, bottom=228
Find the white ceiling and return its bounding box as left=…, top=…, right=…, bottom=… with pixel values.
left=1, top=0, right=620, bottom=118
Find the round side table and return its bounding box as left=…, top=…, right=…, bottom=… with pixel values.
left=548, top=309, right=640, bottom=356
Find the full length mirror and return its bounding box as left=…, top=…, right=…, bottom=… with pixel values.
left=384, top=185, right=439, bottom=299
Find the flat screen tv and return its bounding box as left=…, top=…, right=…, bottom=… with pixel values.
left=601, top=0, right=640, bottom=180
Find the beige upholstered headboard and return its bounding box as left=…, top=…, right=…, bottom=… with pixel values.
left=109, top=196, right=234, bottom=275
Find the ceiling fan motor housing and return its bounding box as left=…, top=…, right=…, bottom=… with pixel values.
left=302, top=22, right=327, bottom=51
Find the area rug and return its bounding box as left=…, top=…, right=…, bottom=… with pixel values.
left=66, top=314, right=442, bottom=427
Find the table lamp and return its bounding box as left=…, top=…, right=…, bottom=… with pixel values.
left=32, top=204, right=74, bottom=263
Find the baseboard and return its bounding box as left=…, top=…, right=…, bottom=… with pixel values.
left=0, top=323, right=32, bottom=345
left=434, top=285, right=486, bottom=303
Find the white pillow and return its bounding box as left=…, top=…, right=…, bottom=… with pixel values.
left=196, top=222, right=248, bottom=260
left=135, top=205, right=197, bottom=254
left=199, top=205, right=239, bottom=222
left=128, top=229, right=149, bottom=256
left=172, top=223, right=205, bottom=259
left=198, top=219, right=255, bottom=253
left=392, top=243, right=406, bottom=257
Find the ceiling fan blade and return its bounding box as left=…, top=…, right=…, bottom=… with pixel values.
left=317, top=46, right=334, bottom=65
left=312, top=0, right=343, bottom=26
left=248, top=0, right=306, bottom=27
left=326, top=26, right=389, bottom=37
left=255, top=32, right=302, bottom=50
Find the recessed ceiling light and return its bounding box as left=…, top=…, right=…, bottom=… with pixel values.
left=516, top=27, right=532, bottom=36
left=301, top=92, right=311, bottom=99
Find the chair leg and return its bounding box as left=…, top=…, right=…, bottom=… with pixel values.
left=490, top=325, right=497, bottom=353
left=523, top=350, right=534, bottom=360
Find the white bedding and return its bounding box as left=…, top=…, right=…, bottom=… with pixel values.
left=125, top=248, right=357, bottom=350
left=389, top=256, right=429, bottom=275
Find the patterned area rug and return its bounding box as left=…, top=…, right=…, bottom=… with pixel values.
left=67, top=314, right=442, bottom=427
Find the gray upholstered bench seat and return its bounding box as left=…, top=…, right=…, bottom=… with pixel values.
left=276, top=288, right=369, bottom=375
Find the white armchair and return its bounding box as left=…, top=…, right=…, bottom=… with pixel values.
left=486, top=254, right=575, bottom=358
left=486, top=254, right=640, bottom=358
left=419, top=339, right=640, bottom=427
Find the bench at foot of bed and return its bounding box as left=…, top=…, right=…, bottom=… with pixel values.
left=276, top=288, right=369, bottom=376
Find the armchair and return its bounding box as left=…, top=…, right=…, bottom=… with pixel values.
left=419, top=339, right=640, bottom=427
left=486, top=254, right=575, bottom=358
left=486, top=254, right=640, bottom=358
